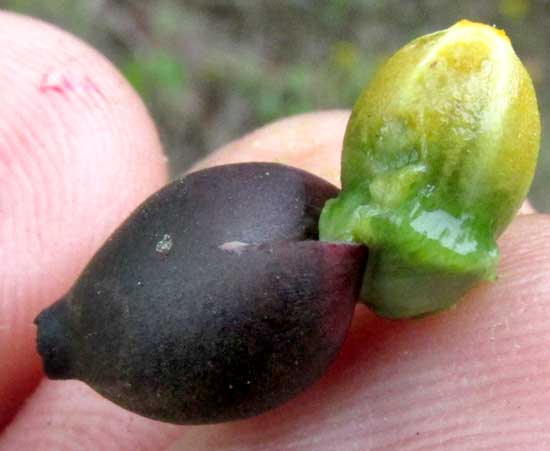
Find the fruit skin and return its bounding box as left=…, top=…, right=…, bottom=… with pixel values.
left=35, top=163, right=367, bottom=424
left=320, top=20, right=541, bottom=318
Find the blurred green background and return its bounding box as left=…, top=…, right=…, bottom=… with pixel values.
left=2, top=0, right=548, bottom=211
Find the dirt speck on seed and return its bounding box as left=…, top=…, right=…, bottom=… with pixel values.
left=156, top=234, right=173, bottom=254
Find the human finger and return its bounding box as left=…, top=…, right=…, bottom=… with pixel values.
left=0, top=11, right=167, bottom=427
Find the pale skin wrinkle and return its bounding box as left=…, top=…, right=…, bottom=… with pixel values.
left=0, top=11, right=549, bottom=451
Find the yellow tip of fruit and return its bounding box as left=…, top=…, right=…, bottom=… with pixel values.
left=454, top=19, right=510, bottom=43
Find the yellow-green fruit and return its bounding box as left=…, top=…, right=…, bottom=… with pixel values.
left=319, top=20, right=540, bottom=318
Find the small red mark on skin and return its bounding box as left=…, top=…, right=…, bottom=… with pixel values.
left=39, top=70, right=105, bottom=99
left=39, top=70, right=76, bottom=94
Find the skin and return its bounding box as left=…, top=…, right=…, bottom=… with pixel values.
left=0, top=10, right=549, bottom=450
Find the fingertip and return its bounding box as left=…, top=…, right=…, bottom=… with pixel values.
left=0, top=11, right=167, bottom=426
left=191, top=110, right=350, bottom=185
left=0, top=381, right=182, bottom=451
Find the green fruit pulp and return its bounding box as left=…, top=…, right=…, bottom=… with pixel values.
left=319, top=21, right=540, bottom=318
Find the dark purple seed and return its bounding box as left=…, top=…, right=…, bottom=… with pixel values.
left=35, top=162, right=367, bottom=424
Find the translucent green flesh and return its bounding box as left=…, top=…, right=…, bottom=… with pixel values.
left=320, top=186, right=499, bottom=318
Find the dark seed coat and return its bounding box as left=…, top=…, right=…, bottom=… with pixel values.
left=36, top=163, right=367, bottom=424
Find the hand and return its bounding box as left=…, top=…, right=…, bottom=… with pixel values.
left=1, top=11, right=549, bottom=450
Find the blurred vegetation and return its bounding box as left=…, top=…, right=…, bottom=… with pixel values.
left=2, top=0, right=549, bottom=211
